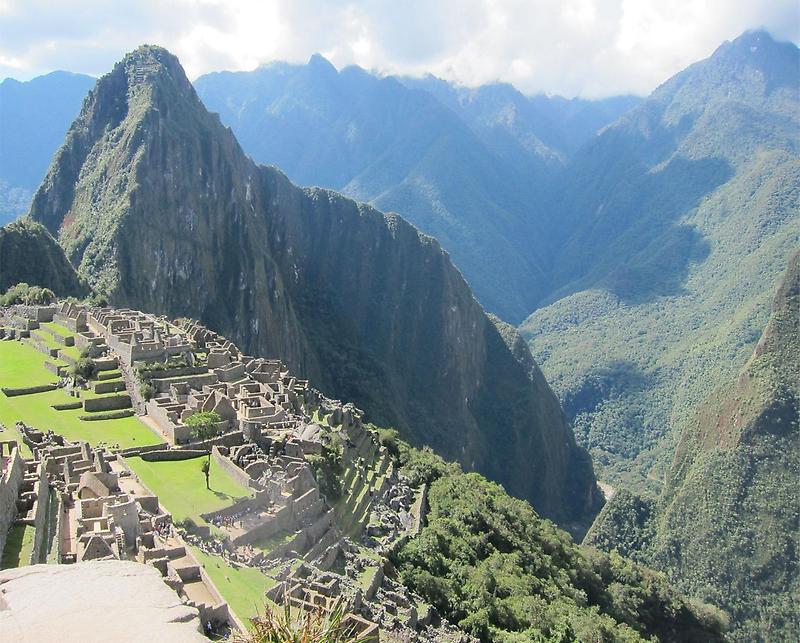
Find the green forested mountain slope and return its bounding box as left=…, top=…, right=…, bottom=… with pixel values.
left=0, top=219, right=84, bottom=295
left=522, top=30, right=799, bottom=489
left=390, top=444, right=725, bottom=642
left=0, top=71, right=95, bottom=224
left=28, top=45, right=601, bottom=533
left=585, top=251, right=799, bottom=641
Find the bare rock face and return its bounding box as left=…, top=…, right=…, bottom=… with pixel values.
left=29, top=46, right=601, bottom=532
left=0, top=561, right=206, bottom=642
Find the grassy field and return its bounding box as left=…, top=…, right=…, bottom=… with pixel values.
left=39, top=321, right=74, bottom=337
left=190, top=545, right=276, bottom=626
left=0, top=341, right=161, bottom=452
left=0, top=523, right=35, bottom=569
left=0, top=341, right=57, bottom=388
left=125, top=455, right=252, bottom=525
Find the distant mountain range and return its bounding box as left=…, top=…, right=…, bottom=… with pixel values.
left=0, top=71, right=95, bottom=224
left=522, top=29, right=799, bottom=489
left=194, top=61, right=638, bottom=322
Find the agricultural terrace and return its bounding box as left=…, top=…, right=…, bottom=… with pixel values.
left=0, top=340, right=161, bottom=453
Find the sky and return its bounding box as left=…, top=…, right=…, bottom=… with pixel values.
left=0, top=0, right=797, bottom=97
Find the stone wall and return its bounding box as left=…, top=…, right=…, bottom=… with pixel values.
left=29, top=465, right=50, bottom=564
left=0, top=443, right=24, bottom=560
left=117, top=443, right=167, bottom=458
left=44, top=360, right=67, bottom=377
left=211, top=447, right=252, bottom=490
left=83, top=394, right=132, bottom=412
left=94, top=380, right=127, bottom=394
left=140, top=449, right=207, bottom=462
left=137, top=365, right=207, bottom=379
left=1, top=384, right=57, bottom=397
left=151, top=373, right=219, bottom=394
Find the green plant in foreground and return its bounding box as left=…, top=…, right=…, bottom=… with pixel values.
left=234, top=599, right=375, bottom=643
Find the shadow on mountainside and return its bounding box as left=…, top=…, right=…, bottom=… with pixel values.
left=546, top=155, right=733, bottom=307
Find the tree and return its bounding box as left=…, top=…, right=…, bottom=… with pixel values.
left=0, top=282, right=55, bottom=306
left=70, top=357, right=98, bottom=381
left=200, top=459, right=210, bottom=489
left=185, top=411, right=222, bottom=458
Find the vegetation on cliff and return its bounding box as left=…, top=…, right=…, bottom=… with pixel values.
left=389, top=441, right=726, bottom=642
left=0, top=219, right=85, bottom=296
left=585, top=251, right=800, bottom=641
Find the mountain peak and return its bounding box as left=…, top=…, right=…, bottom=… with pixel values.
left=114, top=44, right=191, bottom=91
left=708, top=29, right=799, bottom=90
left=307, top=53, right=337, bottom=75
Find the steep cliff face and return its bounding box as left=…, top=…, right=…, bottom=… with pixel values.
left=29, top=46, right=600, bottom=531
left=0, top=219, right=84, bottom=295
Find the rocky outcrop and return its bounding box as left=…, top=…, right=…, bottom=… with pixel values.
left=0, top=561, right=206, bottom=642
left=29, top=46, right=600, bottom=532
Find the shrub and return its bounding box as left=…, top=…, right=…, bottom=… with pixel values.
left=307, top=442, right=343, bottom=501
left=234, top=599, right=375, bottom=642
left=0, top=282, right=56, bottom=306
left=139, top=381, right=154, bottom=400
left=376, top=427, right=401, bottom=459
left=185, top=411, right=222, bottom=444
left=71, top=357, right=98, bottom=381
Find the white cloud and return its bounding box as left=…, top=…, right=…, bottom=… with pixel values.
left=0, top=0, right=797, bottom=97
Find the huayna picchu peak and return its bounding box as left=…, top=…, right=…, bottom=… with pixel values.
left=27, top=45, right=602, bottom=535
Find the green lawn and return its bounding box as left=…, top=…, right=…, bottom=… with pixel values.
left=29, top=329, right=61, bottom=352
left=1, top=523, right=35, bottom=569
left=0, top=341, right=57, bottom=388
left=190, top=545, right=276, bottom=626
left=125, top=455, right=252, bottom=525
left=40, top=321, right=74, bottom=338
left=0, top=341, right=161, bottom=452
left=28, top=329, right=81, bottom=361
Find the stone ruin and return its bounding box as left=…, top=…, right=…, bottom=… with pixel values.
left=5, top=422, right=232, bottom=634
left=0, top=303, right=475, bottom=642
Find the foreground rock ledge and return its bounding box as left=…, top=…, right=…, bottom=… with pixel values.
left=0, top=561, right=206, bottom=642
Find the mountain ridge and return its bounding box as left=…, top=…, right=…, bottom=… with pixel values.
left=522, top=29, right=799, bottom=489
left=29, top=45, right=601, bottom=533
left=195, top=57, right=639, bottom=322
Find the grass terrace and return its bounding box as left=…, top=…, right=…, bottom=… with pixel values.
left=0, top=341, right=57, bottom=389
left=190, top=545, right=276, bottom=626
left=39, top=321, right=74, bottom=337
left=125, top=455, right=253, bottom=526
left=0, top=341, right=161, bottom=453
left=0, top=523, right=35, bottom=569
